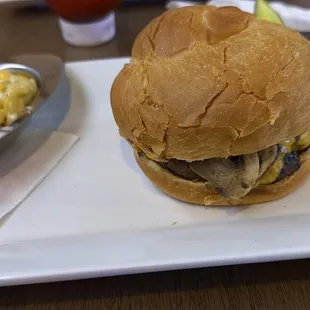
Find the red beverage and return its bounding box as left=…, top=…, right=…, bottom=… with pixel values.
left=46, top=0, right=122, bottom=47
left=46, top=0, right=122, bottom=23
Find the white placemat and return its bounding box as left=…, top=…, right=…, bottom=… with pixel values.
left=0, top=127, right=78, bottom=220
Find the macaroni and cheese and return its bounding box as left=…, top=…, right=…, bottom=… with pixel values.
left=0, top=70, right=38, bottom=126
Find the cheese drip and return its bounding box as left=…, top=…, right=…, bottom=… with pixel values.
left=259, top=132, right=310, bottom=185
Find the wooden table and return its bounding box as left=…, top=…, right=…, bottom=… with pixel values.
left=0, top=2, right=310, bottom=309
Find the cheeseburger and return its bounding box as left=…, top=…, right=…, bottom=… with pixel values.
left=110, top=6, right=310, bottom=206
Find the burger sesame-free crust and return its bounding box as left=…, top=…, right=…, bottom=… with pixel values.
left=110, top=6, right=310, bottom=205
left=111, top=6, right=310, bottom=162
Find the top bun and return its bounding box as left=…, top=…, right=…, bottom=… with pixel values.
left=111, top=6, right=310, bottom=162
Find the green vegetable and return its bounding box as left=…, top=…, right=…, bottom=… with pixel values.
left=255, top=0, right=284, bottom=25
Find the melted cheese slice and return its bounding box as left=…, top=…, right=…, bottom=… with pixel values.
left=259, top=132, right=310, bottom=185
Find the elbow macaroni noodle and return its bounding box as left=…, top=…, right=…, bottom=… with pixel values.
left=0, top=70, right=38, bottom=126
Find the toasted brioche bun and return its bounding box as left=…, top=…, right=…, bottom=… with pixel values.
left=134, top=149, right=310, bottom=206
left=111, top=6, right=310, bottom=162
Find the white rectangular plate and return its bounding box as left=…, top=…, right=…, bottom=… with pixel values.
left=0, top=58, right=310, bottom=287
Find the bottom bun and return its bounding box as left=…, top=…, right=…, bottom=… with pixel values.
left=134, top=150, right=310, bottom=206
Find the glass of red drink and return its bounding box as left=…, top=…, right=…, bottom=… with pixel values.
left=46, top=0, right=122, bottom=47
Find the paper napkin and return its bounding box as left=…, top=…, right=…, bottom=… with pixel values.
left=166, top=1, right=310, bottom=32
left=0, top=127, right=79, bottom=220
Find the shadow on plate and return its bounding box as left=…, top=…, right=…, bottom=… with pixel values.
left=120, top=139, right=168, bottom=197
left=57, top=71, right=88, bottom=137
